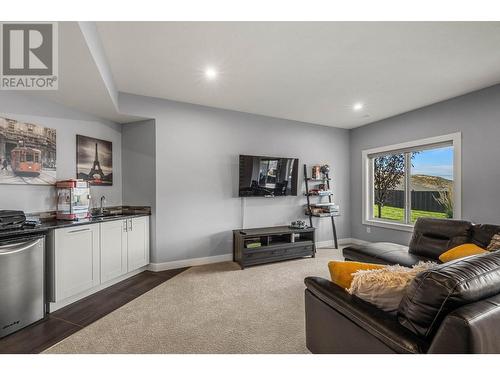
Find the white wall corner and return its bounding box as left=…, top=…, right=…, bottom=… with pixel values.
left=78, top=21, right=119, bottom=109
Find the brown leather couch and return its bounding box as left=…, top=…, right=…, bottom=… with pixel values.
left=304, top=218, right=500, bottom=354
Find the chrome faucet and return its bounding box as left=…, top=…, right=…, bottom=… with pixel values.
left=100, top=195, right=106, bottom=215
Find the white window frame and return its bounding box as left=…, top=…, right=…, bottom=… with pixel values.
left=362, top=132, right=462, bottom=232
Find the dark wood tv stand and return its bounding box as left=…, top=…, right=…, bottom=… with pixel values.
left=233, top=226, right=316, bottom=269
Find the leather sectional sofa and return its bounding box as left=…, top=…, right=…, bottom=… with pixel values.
left=343, top=218, right=500, bottom=266
left=304, top=218, right=500, bottom=353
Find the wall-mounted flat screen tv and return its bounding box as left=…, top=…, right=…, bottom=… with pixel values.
left=239, top=155, right=299, bottom=197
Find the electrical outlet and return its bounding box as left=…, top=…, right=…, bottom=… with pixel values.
left=366, top=226, right=371, bottom=234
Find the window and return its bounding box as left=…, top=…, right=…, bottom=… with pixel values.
left=362, top=133, right=461, bottom=231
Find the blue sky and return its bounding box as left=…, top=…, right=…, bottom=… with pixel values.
left=411, top=146, right=453, bottom=180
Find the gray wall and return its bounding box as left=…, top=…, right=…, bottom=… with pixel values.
left=350, top=84, right=500, bottom=245
left=0, top=92, right=123, bottom=213
left=119, top=93, right=350, bottom=264
left=122, top=119, right=156, bottom=255
left=7, top=82, right=497, bottom=262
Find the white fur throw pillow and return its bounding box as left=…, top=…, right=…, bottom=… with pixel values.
left=347, top=262, right=437, bottom=313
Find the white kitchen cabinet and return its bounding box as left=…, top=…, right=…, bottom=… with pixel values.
left=48, top=216, right=150, bottom=310
left=52, top=224, right=100, bottom=302
left=100, top=219, right=128, bottom=283
left=127, top=216, right=150, bottom=271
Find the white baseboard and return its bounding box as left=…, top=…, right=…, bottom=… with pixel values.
left=349, top=238, right=370, bottom=245
left=316, top=237, right=368, bottom=248
left=149, top=238, right=371, bottom=272
left=148, top=253, right=233, bottom=272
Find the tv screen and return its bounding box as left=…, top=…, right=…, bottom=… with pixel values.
left=239, top=155, right=299, bottom=197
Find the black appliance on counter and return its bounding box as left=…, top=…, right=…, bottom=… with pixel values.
left=0, top=210, right=26, bottom=230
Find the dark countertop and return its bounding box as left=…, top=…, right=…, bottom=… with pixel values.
left=0, top=212, right=151, bottom=240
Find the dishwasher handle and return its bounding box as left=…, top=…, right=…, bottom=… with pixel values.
left=0, top=238, right=42, bottom=256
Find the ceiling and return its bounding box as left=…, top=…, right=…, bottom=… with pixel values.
left=39, top=22, right=500, bottom=128
left=29, top=22, right=142, bottom=123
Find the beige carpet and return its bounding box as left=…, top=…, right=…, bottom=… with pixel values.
left=44, top=247, right=344, bottom=354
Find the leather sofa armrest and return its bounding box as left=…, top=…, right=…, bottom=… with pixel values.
left=428, top=295, right=500, bottom=353
left=304, top=276, right=429, bottom=353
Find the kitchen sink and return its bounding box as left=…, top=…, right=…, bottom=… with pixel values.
left=91, top=212, right=124, bottom=220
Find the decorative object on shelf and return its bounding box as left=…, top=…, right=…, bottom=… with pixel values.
left=76, top=135, right=113, bottom=186
left=312, top=165, right=321, bottom=179
left=304, top=163, right=339, bottom=248
left=0, top=116, right=56, bottom=185
left=305, top=202, right=340, bottom=217
left=244, top=236, right=262, bottom=249
left=318, top=190, right=333, bottom=196
left=289, top=220, right=308, bottom=229
left=56, top=179, right=91, bottom=220
left=246, top=242, right=262, bottom=249
left=320, top=164, right=330, bottom=175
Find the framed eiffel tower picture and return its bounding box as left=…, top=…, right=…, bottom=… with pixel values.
left=76, top=134, right=113, bottom=186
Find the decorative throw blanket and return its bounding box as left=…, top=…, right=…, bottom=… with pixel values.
left=487, top=234, right=500, bottom=251
left=347, top=261, right=437, bottom=313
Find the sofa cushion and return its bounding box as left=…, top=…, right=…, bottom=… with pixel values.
left=348, top=262, right=437, bottom=313
left=438, top=243, right=488, bottom=263
left=471, top=224, right=500, bottom=249
left=343, top=242, right=431, bottom=267
left=328, top=261, right=384, bottom=289
left=397, top=251, right=500, bottom=337
left=408, top=218, right=472, bottom=259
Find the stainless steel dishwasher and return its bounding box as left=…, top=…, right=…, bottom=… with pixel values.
left=0, top=234, right=45, bottom=338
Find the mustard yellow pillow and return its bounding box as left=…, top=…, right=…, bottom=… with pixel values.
left=439, top=243, right=488, bottom=263
left=328, top=261, right=385, bottom=289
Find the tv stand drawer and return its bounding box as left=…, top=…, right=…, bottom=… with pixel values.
left=242, top=245, right=313, bottom=265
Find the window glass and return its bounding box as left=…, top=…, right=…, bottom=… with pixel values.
left=370, top=144, right=454, bottom=225
left=372, top=153, right=405, bottom=223
left=409, top=146, right=453, bottom=222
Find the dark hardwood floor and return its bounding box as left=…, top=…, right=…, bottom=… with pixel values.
left=0, top=268, right=188, bottom=354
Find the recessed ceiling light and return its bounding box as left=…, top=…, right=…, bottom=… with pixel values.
left=353, top=102, right=364, bottom=111
left=205, top=67, right=218, bottom=80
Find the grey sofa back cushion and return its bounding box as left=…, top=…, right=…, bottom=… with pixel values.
left=408, top=218, right=472, bottom=259
left=397, top=251, right=500, bottom=337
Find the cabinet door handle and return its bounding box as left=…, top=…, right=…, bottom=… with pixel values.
left=123, top=220, right=128, bottom=232
left=67, top=227, right=91, bottom=234
left=128, top=219, right=133, bottom=232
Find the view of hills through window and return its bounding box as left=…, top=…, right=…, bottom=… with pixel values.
left=373, top=145, right=453, bottom=223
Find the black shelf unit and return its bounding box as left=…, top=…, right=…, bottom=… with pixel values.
left=304, top=164, right=339, bottom=249
left=233, top=226, right=315, bottom=269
